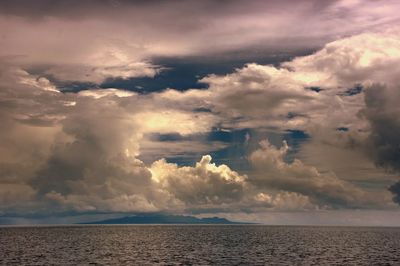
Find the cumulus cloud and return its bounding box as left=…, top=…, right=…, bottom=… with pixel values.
left=0, top=66, right=148, bottom=213
left=2, top=10, right=400, bottom=219
left=251, top=191, right=315, bottom=211
left=0, top=64, right=216, bottom=214
left=193, top=27, right=400, bottom=206
left=150, top=154, right=322, bottom=212
left=285, top=27, right=400, bottom=87
left=285, top=28, right=400, bottom=201
left=135, top=110, right=214, bottom=136
left=0, top=65, right=68, bottom=184
left=195, top=27, right=400, bottom=131
left=202, top=64, right=316, bottom=114
left=151, top=155, right=246, bottom=207
left=249, top=139, right=386, bottom=208
left=2, top=64, right=382, bottom=214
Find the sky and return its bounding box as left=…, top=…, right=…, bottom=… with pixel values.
left=1, top=0, right=400, bottom=225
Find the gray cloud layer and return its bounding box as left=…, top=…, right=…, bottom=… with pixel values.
left=2, top=0, right=400, bottom=84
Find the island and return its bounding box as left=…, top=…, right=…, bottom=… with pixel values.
left=80, top=214, right=249, bottom=224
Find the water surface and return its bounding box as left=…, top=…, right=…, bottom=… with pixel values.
left=1, top=225, right=400, bottom=265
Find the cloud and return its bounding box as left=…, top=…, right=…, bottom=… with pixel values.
left=0, top=64, right=214, bottom=214
left=2, top=0, right=400, bottom=86
left=151, top=153, right=321, bottom=212
left=135, top=110, right=214, bottom=136
left=202, top=64, right=315, bottom=114
left=362, top=84, right=400, bottom=172
left=18, top=77, right=157, bottom=213
left=196, top=27, right=400, bottom=131
left=252, top=191, right=314, bottom=211
left=249, top=139, right=386, bottom=208
left=0, top=65, right=68, bottom=185
left=2, top=18, right=400, bottom=219
left=389, top=181, right=400, bottom=204
left=151, top=155, right=246, bottom=206
left=3, top=65, right=377, bottom=214
left=361, top=84, right=400, bottom=204
left=0, top=184, right=36, bottom=214
left=285, top=27, right=400, bottom=87
left=44, top=61, right=160, bottom=84
left=194, top=27, right=400, bottom=206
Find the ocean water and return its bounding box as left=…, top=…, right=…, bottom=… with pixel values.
left=1, top=225, right=400, bottom=265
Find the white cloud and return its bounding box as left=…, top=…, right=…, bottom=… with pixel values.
left=285, top=27, right=400, bottom=87
left=151, top=155, right=247, bottom=207
left=253, top=191, right=315, bottom=211
left=135, top=110, right=214, bottom=136
left=0, top=64, right=228, bottom=214
left=197, top=27, right=400, bottom=133
left=78, top=88, right=136, bottom=99
left=45, top=61, right=160, bottom=84
left=192, top=28, right=400, bottom=204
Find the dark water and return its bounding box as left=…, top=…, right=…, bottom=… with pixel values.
left=1, top=225, right=400, bottom=265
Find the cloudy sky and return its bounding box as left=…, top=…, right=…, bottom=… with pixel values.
left=1, top=0, right=400, bottom=225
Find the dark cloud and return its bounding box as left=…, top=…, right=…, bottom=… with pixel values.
left=389, top=181, right=400, bottom=204
left=362, top=84, right=400, bottom=205
left=2, top=0, right=396, bottom=65
left=0, top=0, right=135, bottom=19
left=363, top=84, right=400, bottom=172
left=0, top=0, right=335, bottom=20
left=342, top=84, right=363, bottom=96
left=249, top=140, right=383, bottom=208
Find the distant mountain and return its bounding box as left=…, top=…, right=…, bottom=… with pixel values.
left=80, top=214, right=247, bottom=224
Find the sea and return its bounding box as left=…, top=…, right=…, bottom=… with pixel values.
left=1, top=225, right=400, bottom=265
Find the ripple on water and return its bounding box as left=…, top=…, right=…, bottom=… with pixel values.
left=1, top=225, right=400, bottom=265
